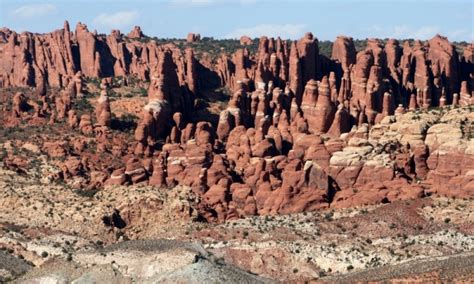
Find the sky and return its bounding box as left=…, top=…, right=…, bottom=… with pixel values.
left=1, top=0, right=473, bottom=41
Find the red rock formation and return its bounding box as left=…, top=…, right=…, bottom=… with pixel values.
left=331, top=36, right=356, bottom=71
left=73, top=71, right=85, bottom=96
left=459, top=81, right=472, bottom=106
left=106, top=30, right=129, bottom=76
left=75, top=22, right=101, bottom=77
left=289, top=41, right=303, bottom=105
left=313, top=76, right=335, bottom=133
left=239, top=35, right=253, bottom=46
left=234, top=49, right=249, bottom=85
left=185, top=48, right=198, bottom=95
left=127, top=26, right=145, bottom=39
left=79, top=114, right=93, bottom=135
left=350, top=49, right=374, bottom=109
left=300, top=79, right=318, bottom=130
left=66, top=110, right=78, bottom=130
left=1, top=23, right=468, bottom=116
left=11, top=92, right=28, bottom=118
left=327, top=105, right=351, bottom=136
left=3, top=22, right=474, bottom=222
left=215, top=53, right=234, bottom=89
left=428, top=34, right=460, bottom=101
left=297, top=32, right=318, bottom=84
left=96, top=90, right=111, bottom=127
left=56, top=83, right=74, bottom=120
left=186, top=33, right=201, bottom=43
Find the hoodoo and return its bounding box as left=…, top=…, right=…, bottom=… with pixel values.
left=0, top=1, right=473, bottom=281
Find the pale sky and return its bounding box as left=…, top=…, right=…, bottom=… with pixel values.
left=1, top=0, right=473, bottom=41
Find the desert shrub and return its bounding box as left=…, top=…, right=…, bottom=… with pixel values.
left=74, top=97, right=93, bottom=114
left=324, top=212, right=334, bottom=221
left=75, top=189, right=99, bottom=198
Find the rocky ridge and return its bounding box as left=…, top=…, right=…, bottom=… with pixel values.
left=0, top=23, right=473, bottom=223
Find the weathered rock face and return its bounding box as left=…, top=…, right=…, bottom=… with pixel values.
left=185, top=48, right=198, bottom=96
left=0, top=21, right=75, bottom=87
left=0, top=21, right=204, bottom=92
left=55, top=84, right=73, bottom=121
left=459, top=80, right=473, bottom=106
left=313, top=76, right=335, bottom=132
left=186, top=33, right=201, bottom=43
left=300, top=79, right=319, bottom=130
left=2, top=22, right=473, bottom=223
left=239, top=35, right=253, bottom=46
left=127, top=26, right=145, bottom=39
left=1, top=23, right=469, bottom=117
left=68, top=109, right=79, bottom=128
left=79, top=114, right=93, bottom=135
left=233, top=48, right=249, bottom=85
left=427, top=34, right=460, bottom=101
left=159, top=107, right=473, bottom=221
left=96, top=89, right=111, bottom=128
left=11, top=92, right=28, bottom=118
left=297, top=32, right=319, bottom=84
left=131, top=43, right=202, bottom=156
left=289, top=41, right=303, bottom=104
left=75, top=22, right=101, bottom=78
left=328, top=105, right=351, bottom=137
left=331, top=36, right=356, bottom=72
left=134, top=75, right=171, bottom=155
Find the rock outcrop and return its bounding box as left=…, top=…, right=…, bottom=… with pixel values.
left=1, top=22, right=473, bottom=223
left=95, top=87, right=112, bottom=127
left=127, top=26, right=145, bottom=39
left=187, top=33, right=201, bottom=43
left=240, top=36, right=253, bottom=46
